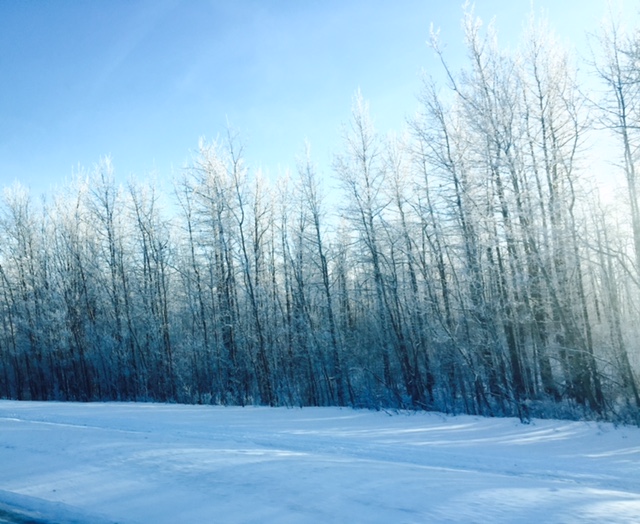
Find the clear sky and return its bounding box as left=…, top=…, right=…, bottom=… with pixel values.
left=1, top=1, right=638, bottom=197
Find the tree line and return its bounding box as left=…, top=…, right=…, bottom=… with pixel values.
left=2, top=11, right=640, bottom=422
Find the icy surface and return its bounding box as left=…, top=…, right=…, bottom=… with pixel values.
left=0, top=401, right=639, bottom=523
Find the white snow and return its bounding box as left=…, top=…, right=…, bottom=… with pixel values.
left=0, top=401, right=639, bottom=523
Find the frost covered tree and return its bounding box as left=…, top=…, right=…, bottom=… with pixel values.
left=1, top=8, right=639, bottom=423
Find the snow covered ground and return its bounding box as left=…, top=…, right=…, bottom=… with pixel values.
left=0, top=401, right=639, bottom=523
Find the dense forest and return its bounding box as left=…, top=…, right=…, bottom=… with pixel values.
left=2, top=11, right=640, bottom=423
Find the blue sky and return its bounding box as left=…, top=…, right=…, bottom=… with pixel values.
left=1, top=1, right=638, bottom=197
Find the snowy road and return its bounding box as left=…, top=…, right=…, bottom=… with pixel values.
left=0, top=401, right=639, bottom=523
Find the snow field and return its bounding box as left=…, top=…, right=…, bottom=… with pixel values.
left=0, top=401, right=639, bottom=523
